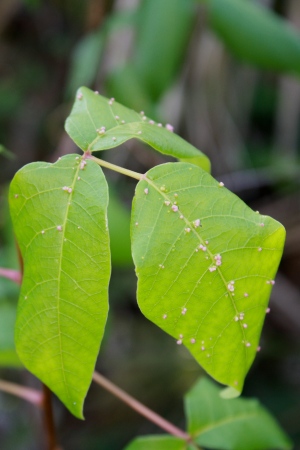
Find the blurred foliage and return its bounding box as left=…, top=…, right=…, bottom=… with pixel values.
left=209, top=0, right=300, bottom=75
left=0, top=0, right=300, bottom=448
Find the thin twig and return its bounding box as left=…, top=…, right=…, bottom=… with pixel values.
left=0, top=267, right=22, bottom=284
left=92, top=371, right=191, bottom=442
left=0, top=379, right=43, bottom=405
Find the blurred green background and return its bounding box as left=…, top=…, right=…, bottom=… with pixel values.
left=0, top=0, right=300, bottom=448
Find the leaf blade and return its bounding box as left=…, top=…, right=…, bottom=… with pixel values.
left=123, top=435, right=187, bottom=450
left=185, top=377, right=292, bottom=450
left=65, top=87, right=210, bottom=172
left=0, top=302, right=21, bottom=367
left=9, top=154, right=111, bottom=418
left=131, top=162, right=285, bottom=391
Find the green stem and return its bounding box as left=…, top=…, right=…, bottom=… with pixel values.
left=92, top=371, right=200, bottom=447
left=87, top=155, right=143, bottom=180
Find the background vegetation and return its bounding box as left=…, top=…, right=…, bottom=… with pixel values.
left=0, top=0, right=300, bottom=448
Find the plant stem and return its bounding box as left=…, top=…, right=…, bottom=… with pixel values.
left=87, top=155, right=143, bottom=180
left=0, top=379, right=43, bottom=405
left=0, top=267, right=22, bottom=284
left=92, top=371, right=191, bottom=442
left=42, top=384, right=60, bottom=450
left=12, top=247, right=59, bottom=449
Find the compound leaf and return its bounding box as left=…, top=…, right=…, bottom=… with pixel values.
left=131, top=163, right=285, bottom=392
left=124, top=436, right=187, bottom=450
left=9, top=154, right=110, bottom=418
left=65, top=87, right=210, bottom=172
left=185, top=377, right=292, bottom=450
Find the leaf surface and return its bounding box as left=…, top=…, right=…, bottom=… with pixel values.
left=131, top=163, right=285, bottom=392
left=108, top=187, right=132, bottom=267
left=185, top=377, right=292, bottom=450
left=0, top=302, right=21, bottom=367
left=209, top=0, right=300, bottom=76
left=9, top=154, right=110, bottom=418
left=65, top=87, right=210, bottom=172
left=124, top=435, right=187, bottom=450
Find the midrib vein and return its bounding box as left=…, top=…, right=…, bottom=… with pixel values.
left=57, top=158, right=81, bottom=401
left=145, top=174, right=248, bottom=368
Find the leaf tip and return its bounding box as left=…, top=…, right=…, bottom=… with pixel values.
left=220, top=385, right=241, bottom=399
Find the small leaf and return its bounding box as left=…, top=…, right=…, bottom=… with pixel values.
left=9, top=154, right=111, bottom=418
left=124, top=435, right=187, bottom=450
left=185, top=377, right=292, bottom=450
left=209, top=0, right=300, bottom=76
left=65, top=87, right=210, bottom=172
left=131, top=163, right=285, bottom=392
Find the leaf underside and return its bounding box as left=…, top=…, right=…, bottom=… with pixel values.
left=9, top=154, right=110, bottom=418
left=65, top=86, right=211, bottom=172
left=131, top=163, right=285, bottom=392
left=185, top=378, right=292, bottom=450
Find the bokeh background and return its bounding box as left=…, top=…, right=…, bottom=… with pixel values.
left=0, top=0, right=300, bottom=449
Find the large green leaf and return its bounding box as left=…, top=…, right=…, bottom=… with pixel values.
left=133, top=0, right=196, bottom=100
left=9, top=154, right=110, bottom=418
left=208, top=0, right=300, bottom=75
left=124, top=436, right=187, bottom=450
left=65, top=87, right=210, bottom=172
left=131, top=163, right=285, bottom=392
left=185, top=377, right=292, bottom=450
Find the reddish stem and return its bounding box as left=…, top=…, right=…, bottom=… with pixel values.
left=0, top=267, right=22, bottom=284
left=0, top=379, right=43, bottom=405
left=92, top=371, right=191, bottom=442
left=42, top=384, right=61, bottom=450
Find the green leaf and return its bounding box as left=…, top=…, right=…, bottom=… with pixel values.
left=66, top=9, right=138, bottom=98
left=208, top=0, right=300, bottom=75
left=108, top=188, right=132, bottom=267
left=131, top=162, right=285, bottom=392
left=66, top=30, right=105, bottom=98
left=9, top=154, right=111, bottom=418
left=133, top=0, right=196, bottom=100
left=106, top=65, right=155, bottom=118
left=0, top=302, right=21, bottom=367
left=185, top=377, right=292, bottom=450
left=124, top=435, right=187, bottom=450
left=65, top=87, right=210, bottom=172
